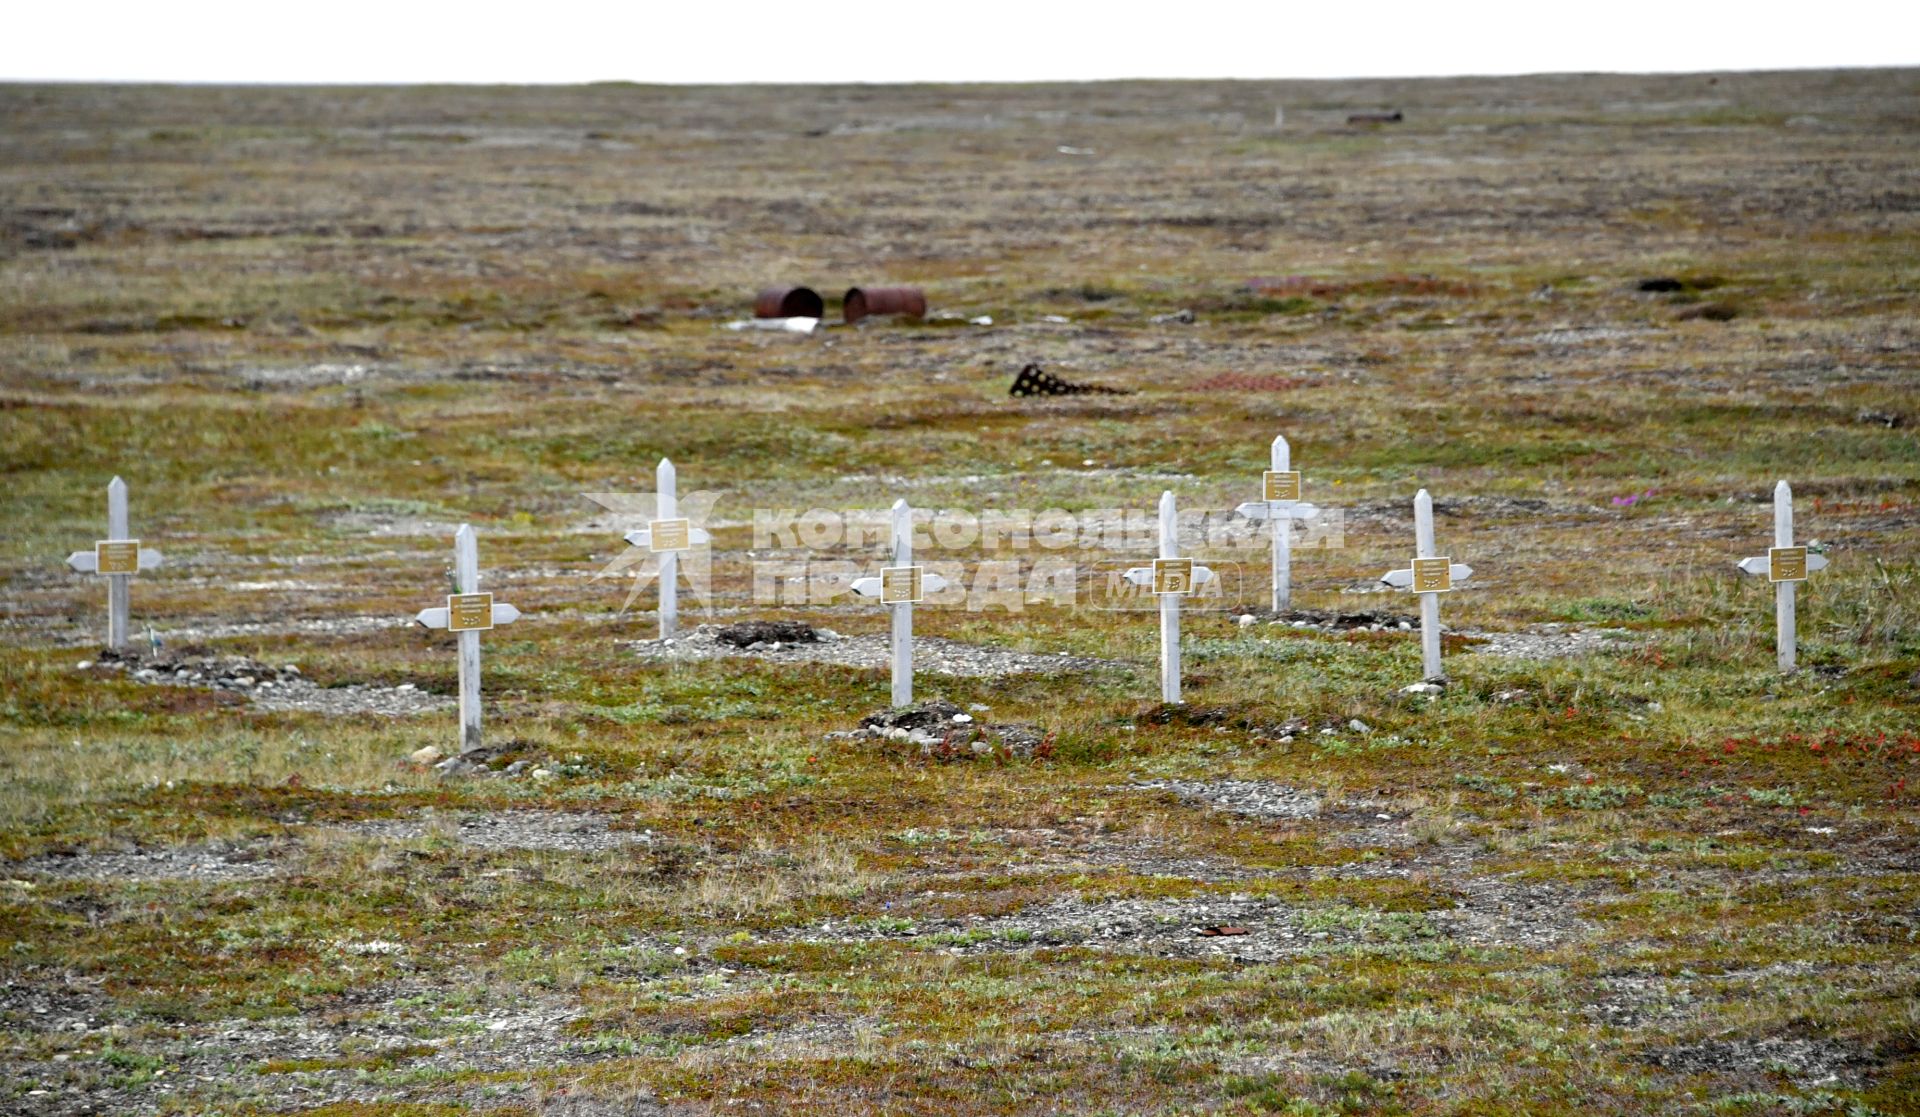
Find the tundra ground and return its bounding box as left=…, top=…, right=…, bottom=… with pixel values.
left=2, top=71, right=1918, bottom=1116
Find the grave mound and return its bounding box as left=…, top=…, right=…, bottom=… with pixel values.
left=850, top=700, right=1051, bottom=760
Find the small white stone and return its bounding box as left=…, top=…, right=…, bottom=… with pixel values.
left=673, top=946, right=687, bottom=956
left=530, top=768, right=553, bottom=780
left=1376, top=813, right=1392, bottom=821
left=1348, top=719, right=1371, bottom=733
left=75, top=661, right=93, bottom=670
left=397, top=683, right=416, bottom=692
left=953, top=713, right=973, bottom=723
left=1237, top=614, right=1256, bottom=628
left=1082, top=459, right=1095, bottom=467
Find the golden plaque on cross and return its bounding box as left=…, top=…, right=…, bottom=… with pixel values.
left=94, top=540, right=141, bottom=575
left=447, top=592, right=495, bottom=632
left=1411, top=557, right=1454, bottom=593
left=880, top=565, right=924, bottom=604
left=1152, top=558, right=1195, bottom=595
left=1262, top=470, right=1302, bottom=503
left=1768, top=546, right=1808, bottom=583
left=648, top=518, right=691, bottom=552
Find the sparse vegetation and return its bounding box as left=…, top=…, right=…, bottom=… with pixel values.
left=2, top=70, right=1918, bottom=1116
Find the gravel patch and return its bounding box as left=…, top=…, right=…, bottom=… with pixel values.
left=14, top=840, right=283, bottom=883
left=982, top=831, right=1260, bottom=883
left=1639, top=1035, right=1870, bottom=1090
left=12, top=812, right=651, bottom=882
left=1234, top=608, right=1419, bottom=633
left=331, top=810, right=654, bottom=853
left=1525, top=326, right=1661, bottom=347
left=774, top=882, right=1593, bottom=961
left=632, top=624, right=1125, bottom=677
left=1133, top=779, right=1323, bottom=821
left=0, top=977, right=605, bottom=1117
left=1461, top=624, right=1640, bottom=659
left=831, top=699, right=1051, bottom=759
left=78, top=649, right=449, bottom=717
left=8, top=615, right=416, bottom=649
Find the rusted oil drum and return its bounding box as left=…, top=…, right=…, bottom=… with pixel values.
left=754, top=286, right=825, bottom=319
left=843, top=286, right=926, bottom=324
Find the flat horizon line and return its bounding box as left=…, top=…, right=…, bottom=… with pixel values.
left=3, top=62, right=1914, bottom=90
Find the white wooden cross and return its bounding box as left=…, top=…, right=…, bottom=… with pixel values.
left=1379, top=489, right=1473, bottom=681
left=850, top=498, right=948, bottom=707
left=1737, top=480, right=1827, bottom=672
left=1233, top=434, right=1320, bottom=612
left=413, top=525, right=522, bottom=752
left=1123, top=490, right=1213, bottom=703
left=621, top=458, right=711, bottom=640
left=64, top=476, right=164, bottom=649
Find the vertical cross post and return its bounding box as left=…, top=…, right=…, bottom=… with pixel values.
left=890, top=498, right=913, bottom=707
left=1159, top=491, right=1182, bottom=703
left=1378, top=491, right=1472, bottom=681
left=1123, top=492, right=1213, bottom=704
left=454, top=524, right=483, bottom=752
left=1414, top=489, right=1442, bottom=681
left=1232, top=437, right=1317, bottom=614
left=413, top=529, right=520, bottom=755
left=1773, top=481, right=1796, bottom=673
left=1270, top=436, right=1292, bottom=612
left=657, top=458, right=678, bottom=640
left=65, top=476, right=164, bottom=648
left=107, top=477, right=130, bottom=650
left=850, top=500, right=946, bottom=707
left=1736, top=481, right=1827, bottom=670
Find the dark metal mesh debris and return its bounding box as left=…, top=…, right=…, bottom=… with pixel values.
left=713, top=620, right=820, bottom=647
left=1008, top=363, right=1130, bottom=397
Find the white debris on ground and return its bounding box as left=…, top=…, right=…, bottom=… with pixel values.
left=1132, top=780, right=1324, bottom=821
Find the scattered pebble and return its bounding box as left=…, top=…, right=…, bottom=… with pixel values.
left=78, top=649, right=448, bottom=717
left=1134, top=779, right=1322, bottom=821
left=633, top=624, right=1123, bottom=678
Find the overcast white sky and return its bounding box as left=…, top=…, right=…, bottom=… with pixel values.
left=3, top=1, right=1914, bottom=84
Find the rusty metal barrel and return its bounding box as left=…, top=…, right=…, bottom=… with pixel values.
left=843, top=286, right=926, bottom=324
left=754, top=286, right=825, bottom=319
